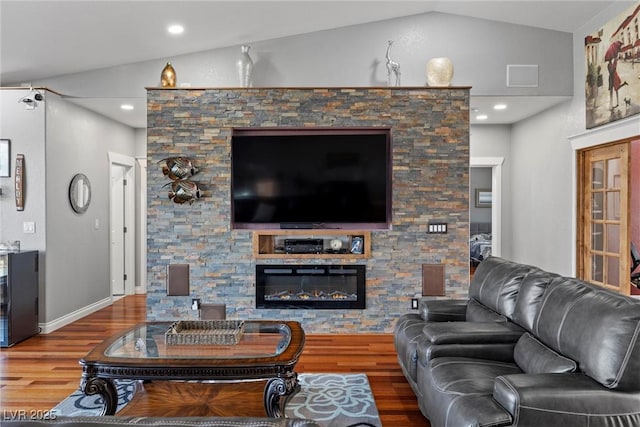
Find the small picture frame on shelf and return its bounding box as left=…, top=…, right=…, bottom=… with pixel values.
left=350, top=236, right=364, bottom=254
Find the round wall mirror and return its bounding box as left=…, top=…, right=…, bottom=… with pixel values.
left=69, top=173, right=91, bottom=214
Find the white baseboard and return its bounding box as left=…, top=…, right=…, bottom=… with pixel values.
left=39, top=297, right=113, bottom=334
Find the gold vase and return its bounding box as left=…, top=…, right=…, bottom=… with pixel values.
left=161, top=62, right=176, bottom=88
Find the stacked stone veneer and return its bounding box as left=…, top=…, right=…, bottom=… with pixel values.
left=147, top=87, right=469, bottom=333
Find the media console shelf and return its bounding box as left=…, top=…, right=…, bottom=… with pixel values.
left=253, top=230, right=371, bottom=259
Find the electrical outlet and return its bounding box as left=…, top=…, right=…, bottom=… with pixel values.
left=411, top=298, right=419, bottom=309
left=191, top=298, right=201, bottom=310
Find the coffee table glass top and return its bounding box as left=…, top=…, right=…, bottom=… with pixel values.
left=103, top=321, right=292, bottom=360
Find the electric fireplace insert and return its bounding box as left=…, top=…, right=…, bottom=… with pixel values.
left=256, top=264, right=365, bottom=309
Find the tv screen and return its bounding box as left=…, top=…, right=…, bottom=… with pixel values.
left=231, top=128, right=391, bottom=229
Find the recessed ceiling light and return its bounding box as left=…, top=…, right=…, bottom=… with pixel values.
left=168, top=24, right=184, bottom=35
left=120, top=104, right=134, bottom=111
left=476, top=114, right=488, bottom=121
left=471, top=108, right=480, bottom=113
left=493, top=103, right=507, bottom=110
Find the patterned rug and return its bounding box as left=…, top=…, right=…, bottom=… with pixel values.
left=52, top=373, right=381, bottom=427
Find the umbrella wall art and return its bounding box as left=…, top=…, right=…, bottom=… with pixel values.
left=585, top=3, right=640, bottom=129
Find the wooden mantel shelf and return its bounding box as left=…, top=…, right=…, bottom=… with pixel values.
left=145, top=86, right=472, bottom=91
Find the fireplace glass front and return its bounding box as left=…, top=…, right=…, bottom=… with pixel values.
left=256, top=264, right=365, bottom=309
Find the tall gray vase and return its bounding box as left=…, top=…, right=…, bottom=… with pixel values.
left=236, top=45, right=254, bottom=87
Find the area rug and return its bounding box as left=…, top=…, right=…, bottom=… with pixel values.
left=52, top=373, right=381, bottom=427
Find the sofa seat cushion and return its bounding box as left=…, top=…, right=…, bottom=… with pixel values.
left=418, top=357, right=519, bottom=427
left=428, top=357, right=522, bottom=394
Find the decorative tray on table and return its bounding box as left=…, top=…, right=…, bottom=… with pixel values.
left=165, top=320, right=245, bottom=345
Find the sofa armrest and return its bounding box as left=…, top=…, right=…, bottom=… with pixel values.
left=421, top=342, right=516, bottom=363
left=422, top=322, right=524, bottom=344
left=494, top=373, right=640, bottom=427
left=418, top=298, right=468, bottom=321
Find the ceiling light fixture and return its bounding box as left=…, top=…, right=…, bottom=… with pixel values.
left=476, top=114, right=488, bottom=121
left=120, top=104, right=134, bottom=111
left=493, top=104, right=507, bottom=110
left=168, top=25, right=184, bottom=35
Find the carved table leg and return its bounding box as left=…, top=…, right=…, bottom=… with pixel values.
left=264, top=373, right=299, bottom=418
left=81, top=376, right=118, bottom=416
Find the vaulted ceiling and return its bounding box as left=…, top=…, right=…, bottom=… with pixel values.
left=0, top=1, right=627, bottom=127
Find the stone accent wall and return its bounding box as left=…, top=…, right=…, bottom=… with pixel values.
left=147, top=87, right=469, bottom=333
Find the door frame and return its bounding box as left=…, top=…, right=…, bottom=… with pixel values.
left=569, top=118, right=639, bottom=276
left=136, top=157, right=147, bottom=294
left=108, top=152, right=136, bottom=297
left=576, top=140, right=630, bottom=294
left=470, top=157, right=504, bottom=257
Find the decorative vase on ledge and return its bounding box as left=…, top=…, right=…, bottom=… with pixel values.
left=236, top=45, right=254, bottom=87
left=426, top=57, right=454, bottom=87
left=160, top=62, right=177, bottom=88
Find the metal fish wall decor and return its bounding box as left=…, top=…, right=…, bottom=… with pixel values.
left=164, top=179, right=202, bottom=205
left=159, top=157, right=200, bottom=180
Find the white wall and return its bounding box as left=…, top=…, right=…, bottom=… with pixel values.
left=0, top=89, right=47, bottom=248
left=0, top=88, right=136, bottom=327
left=507, top=2, right=639, bottom=276
left=0, top=88, right=47, bottom=317
left=27, top=12, right=573, bottom=100
left=43, top=93, right=136, bottom=323
left=510, top=101, right=575, bottom=275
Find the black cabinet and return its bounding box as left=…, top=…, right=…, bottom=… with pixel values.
left=0, top=251, right=39, bottom=347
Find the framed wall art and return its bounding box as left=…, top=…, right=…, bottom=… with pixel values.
left=475, top=189, right=492, bottom=208
left=0, top=139, right=10, bottom=177
left=585, top=3, right=640, bottom=129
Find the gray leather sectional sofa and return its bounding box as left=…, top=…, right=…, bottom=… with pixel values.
left=394, top=256, right=640, bottom=427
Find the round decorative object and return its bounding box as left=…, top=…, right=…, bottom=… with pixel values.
left=330, top=239, right=343, bottom=251
left=426, top=57, right=454, bottom=87
left=69, top=173, right=91, bottom=214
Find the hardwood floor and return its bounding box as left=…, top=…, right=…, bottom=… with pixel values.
left=0, top=295, right=429, bottom=426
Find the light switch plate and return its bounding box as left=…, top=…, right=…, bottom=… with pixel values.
left=23, top=221, right=35, bottom=234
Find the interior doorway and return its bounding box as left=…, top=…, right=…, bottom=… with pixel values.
left=470, top=157, right=504, bottom=258
left=109, top=152, right=135, bottom=297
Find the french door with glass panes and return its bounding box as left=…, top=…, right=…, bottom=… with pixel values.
left=578, top=142, right=629, bottom=295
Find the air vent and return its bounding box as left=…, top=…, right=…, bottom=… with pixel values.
left=506, top=64, right=538, bottom=87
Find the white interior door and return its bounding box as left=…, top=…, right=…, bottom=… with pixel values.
left=111, top=164, right=126, bottom=296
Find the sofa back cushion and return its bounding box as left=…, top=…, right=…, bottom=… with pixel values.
left=511, top=270, right=560, bottom=332
left=514, top=332, right=577, bottom=374
left=533, top=278, right=640, bottom=391
left=468, top=257, right=535, bottom=321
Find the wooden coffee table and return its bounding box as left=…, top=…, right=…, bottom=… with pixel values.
left=79, top=320, right=305, bottom=417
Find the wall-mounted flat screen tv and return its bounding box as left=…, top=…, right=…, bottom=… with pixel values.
left=231, top=128, right=392, bottom=230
